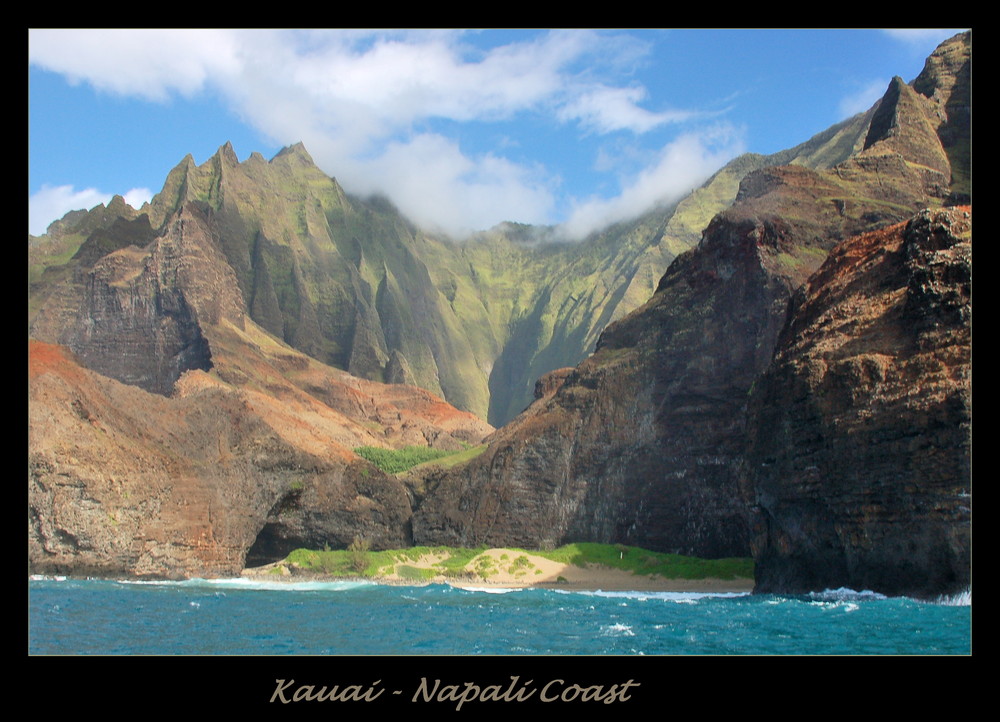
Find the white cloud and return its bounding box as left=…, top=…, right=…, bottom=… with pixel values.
left=29, top=29, right=728, bottom=237
left=558, top=85, right=701, bottom=134
left=29, top=185, right=151, bottom=236
left=288, top=31, right=564, bottom=123
left=559, top=125, right=745, bottom=240
left=28, top=29, right=644, bottom=131
left=356, top=134, right=556, bottom=237
left=122, top=187, right=154, bottom=210
left=838, top=79, right=890, bottom=117
left=881, top=29, right=967, bottom=45
left=28, top=29, right=241, bottom=101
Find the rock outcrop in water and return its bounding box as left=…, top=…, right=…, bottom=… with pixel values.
left=743, top=207, right=971, bottom=598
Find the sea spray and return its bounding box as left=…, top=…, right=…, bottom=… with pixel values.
left=933, top=587, right=971, bottom=606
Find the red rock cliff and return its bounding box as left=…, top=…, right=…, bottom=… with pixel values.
left=743, top=207, right=971, bottom=597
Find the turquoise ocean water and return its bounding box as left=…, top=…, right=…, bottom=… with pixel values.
left=29, top=576, right=970, bottom=656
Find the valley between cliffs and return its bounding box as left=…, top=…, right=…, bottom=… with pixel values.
left=29, top=32, right=971, bottom=598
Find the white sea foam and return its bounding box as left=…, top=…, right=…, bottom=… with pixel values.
left=602, top=623, right=635, bottom=637
left=813, top=586, right=972, bottom=606
left=456, top=586, right=522, bottom=594
left=581, top=590, right=748, bottom=602
left=810, top=587, right=888, bottom=602
left=931, top=587, right=971, bottom=607
left=206, top=578, right=373, bottom=592
left=119, top=577, right=373, bottom=592
left=808, top=598, right=865, bottom=612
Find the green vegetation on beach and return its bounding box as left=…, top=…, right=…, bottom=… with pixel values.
left=530, top=542, right=753, bottom=580
left=276, top=542, right=753, bottom=581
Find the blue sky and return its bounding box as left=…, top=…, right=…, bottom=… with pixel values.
left=28, top=28, right=966, bottom=239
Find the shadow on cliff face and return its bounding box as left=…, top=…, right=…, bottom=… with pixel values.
left=244, top=489, right=307, bottom=568
left=743, top=207, right=971, bottom=599
left=243, top=460, right=417, bottom=570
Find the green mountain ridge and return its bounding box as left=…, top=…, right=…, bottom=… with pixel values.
left=29, top=32, right=968, bottom=428
left=30, top=101, right=892, bottom=426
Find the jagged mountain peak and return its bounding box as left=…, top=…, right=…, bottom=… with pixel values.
left=912, top=30, right=971, bottom=200
left=272, top=141, right=316, bottom=166
left=861, top=74, right=949, bottom=176
left=912, top=30, right=970, bottom=103
left=216, top=140, right=240, bottom=166
left=105, top=194, right=132, bottom=215
left=174, top=153, right=198, bottom=176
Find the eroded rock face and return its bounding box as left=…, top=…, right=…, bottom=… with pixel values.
left=411, top=46, right=966, bottom=560
left=911, top=30, right=971, bottom=200
left=414, top=162, right=916, bottom=556
left=30, top=203, right=245, bottom=396
left=27, top=199, right=492, bottom=577
left=743, top=207, right=971, bottom=598
left=28, top=341, right=414, bottom=578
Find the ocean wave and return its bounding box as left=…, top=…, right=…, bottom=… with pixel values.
left=116, top=577, right=374, bottom=592
left=454, top=586, right=524, bottom=594
left=579, top=590, right=749, bottom=602
left=809, top=587, right=888, bottom=602
left=601, top=623, right=635, bottom=637
left=930, top=588, right=971, bottom=607
left=811, top=586, right=972, bottom=606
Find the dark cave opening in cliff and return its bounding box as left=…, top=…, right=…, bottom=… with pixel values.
left=244, top=522, right=304, bottom=568
left=243, top=488, right=310, bottom=568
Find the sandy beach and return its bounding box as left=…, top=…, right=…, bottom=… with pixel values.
left=244, top=547, right=755, bottom=593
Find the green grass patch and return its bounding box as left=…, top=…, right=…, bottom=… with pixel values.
left=531, top=542, right=753, bottom=580
left=433, top=546, right=486, bottom=573
left=353, top=445, right=456, bottom=474
left=283, top=544, right=488, bottom=578
left=510, top=555, right=533, bottom=571
left=408, top=444, right=487, bottom=472
left=284, top=546, right=395, bottom=577
left=279, top=542, right=753, bottom=581
left=396, top=564, right=436, bottom=581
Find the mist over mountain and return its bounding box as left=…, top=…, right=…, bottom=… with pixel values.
left=30, top=85, right=890, bottom=428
